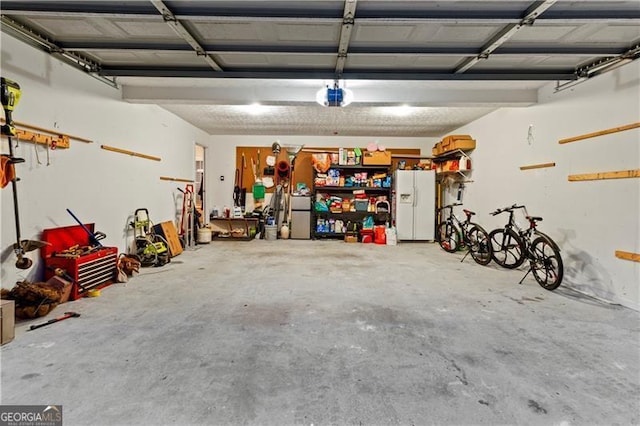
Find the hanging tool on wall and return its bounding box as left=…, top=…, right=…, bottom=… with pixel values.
left=1, top=77, right=50, bottom=269
left=239, top=152, right=246, bottom=208
left=233, top=168, right=241, bottom=207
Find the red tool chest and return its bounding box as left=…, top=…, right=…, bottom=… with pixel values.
left=41, top=224, right=118, bottom=301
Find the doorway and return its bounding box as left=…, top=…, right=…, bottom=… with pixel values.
left=195, top=144, right=206, bottom=225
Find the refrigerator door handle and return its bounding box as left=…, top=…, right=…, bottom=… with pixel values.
left=413, top=187, right=417, bottom=207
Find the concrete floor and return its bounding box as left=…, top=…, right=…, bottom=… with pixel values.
left=1, top=240, right=638, bottom=426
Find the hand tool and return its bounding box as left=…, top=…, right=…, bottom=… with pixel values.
left=65, top=208, right=105, bottom=247
left=28, top=312, right=80, bottom=331
left=1, top=77, right=50, bottom=269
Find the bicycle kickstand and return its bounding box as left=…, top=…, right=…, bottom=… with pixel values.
left=460, top=249, right=471, bottom=263
left=518, top=267, right=533, bottom=285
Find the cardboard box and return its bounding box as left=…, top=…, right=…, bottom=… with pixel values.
left=440, top=135, right=476, bottom=155
left=344, top=235, right=358, bottom=243
left=153, top=221, right=183, bottom=257
left=1, top=300, right=15, bottom=345
left=362, top=150, right=392, bottom=165
left=46, top=276, right=73, bottom=303
left=442, top=134, right=472, bottom=145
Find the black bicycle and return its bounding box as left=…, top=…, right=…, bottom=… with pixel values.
left=436, top=203, right=492, bottom=265
left=489, top=204, right=563, bottom=290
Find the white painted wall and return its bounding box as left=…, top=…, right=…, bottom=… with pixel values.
left=202, top=135, right=437, bottom=216
left=1, top=34, right=209, bottom=287
left=444, top=61, right=640, bottom=310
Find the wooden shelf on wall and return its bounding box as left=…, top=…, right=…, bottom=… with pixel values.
left=615, top=250, right=640, bottom=263
left=160, top=176, right=194, bottom=183
left=101, top=144, right=161, bottom=161
left=568, top=169, right=640, bottom=182
left=559, top=122, right=640, bottom=144
left=520, top=162, right=556, bottom=171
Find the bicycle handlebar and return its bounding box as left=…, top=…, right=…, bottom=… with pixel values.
left=490, top=204, right=525, bottom=216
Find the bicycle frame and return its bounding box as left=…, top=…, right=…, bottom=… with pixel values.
left=440, top=204, right=480, bottom=248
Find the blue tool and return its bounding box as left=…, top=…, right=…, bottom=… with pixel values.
left=66, top=208, right=105, bottom=247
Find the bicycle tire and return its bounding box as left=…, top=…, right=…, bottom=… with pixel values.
left=437, top=221, right=460, bottom=253
left=530, top=236, right=563, bottom=290
left=467, top=224, right=492, bottom=266
left=489, top=228, right=525, bottom=268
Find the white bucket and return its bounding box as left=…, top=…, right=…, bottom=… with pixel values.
left=197, top=227, right=212, bottom=244
left=265, top=225, right=278, bottom=241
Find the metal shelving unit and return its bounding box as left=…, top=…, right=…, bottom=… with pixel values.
left=312, top=164, right=392, bottom=239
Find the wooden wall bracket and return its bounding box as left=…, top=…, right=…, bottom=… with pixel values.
left=160, top=176, right=194, bottom=183
left=2, top=129, right=70, bottom=148
left=1, top=118, right=93, bottom=143
left=101, top=144, right=161, bottom=161
left=568, top=169, right=640, bottom=182
left=559, top=122, right=640, bottom=144
left=520, top=162, right=556, bottom=171
left=615, top=250, right=640, bottom=263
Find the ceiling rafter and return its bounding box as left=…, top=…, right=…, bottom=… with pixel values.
left=455, top=0, right=558, bottom=74
left=98, top=66, right=576, bottom=81
left=59, top=41, right=626, bottom=58
left=148, top=0, right=222, bottom=72
left=335, top=0, right=357, bottom=77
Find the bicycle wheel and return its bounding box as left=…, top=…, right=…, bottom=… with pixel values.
left=467, top=225, right=492, bottom=266
left=530, top=236, right=563, bottom=290
left=489, top=228, right=525, bottom=268
left=437, top=221, right=460, bottom=253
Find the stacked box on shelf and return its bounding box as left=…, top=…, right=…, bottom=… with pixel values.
left=432, top=134, right=476, bottom=156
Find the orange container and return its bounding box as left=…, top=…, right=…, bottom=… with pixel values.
left=374, top=226, right=387, bottom=245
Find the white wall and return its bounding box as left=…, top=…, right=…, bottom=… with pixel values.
left=1, top=34, right=209, bottom=287
left=445, top=61, right=640, bottom=310
left=202, top=135, right=437, bottom=215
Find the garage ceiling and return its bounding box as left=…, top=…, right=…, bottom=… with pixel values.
left=2, top=1, right=639, bottom=137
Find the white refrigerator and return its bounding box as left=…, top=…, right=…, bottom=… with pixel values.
left=394, top=170, right=436, bottom=241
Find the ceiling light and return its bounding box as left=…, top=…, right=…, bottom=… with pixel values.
left=316, top=81, right=354, bottom=107
left=236, top=103, right=267, bottom=115
left=383, top=105, right=415, bottom=116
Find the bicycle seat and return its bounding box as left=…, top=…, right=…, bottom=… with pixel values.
left=463, top=209, right=475, bottom=216
left=526, top=216, right=543, bottom=222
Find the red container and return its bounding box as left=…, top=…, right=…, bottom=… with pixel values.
left=360, top=229, right=374, bottom=243
left=374, top=226, right=387, bottom=245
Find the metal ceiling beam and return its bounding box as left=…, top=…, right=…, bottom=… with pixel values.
left=335, top=0, right=357, bottom=77
left=455, top=0, right=558, bottom=74
left=100, top=66, right=576, bottom=81
left=59, top=41, right=626, bottom=57
left=148, top=0, right=222, bottom=72
left=122, top=85, right=538, bottom=107
left=2, top=1, right=639, bottom=21
left=0, top=15, right=118, bottom=88
left=3, top=10, right=639, bottom=25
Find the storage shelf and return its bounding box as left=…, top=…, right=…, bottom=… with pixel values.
left=438, top=170, right=472, bottom=175
left=312, top=162, right=392, bottom=242
left=314, top=186, right=391, bottom=192
left=315, top=210, right=379, bottom=217
left=209, top=217, right=258, bottom=240
left=433, top=148, right=471, bottom=161
left=326, top=164, right=391, bottom=170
